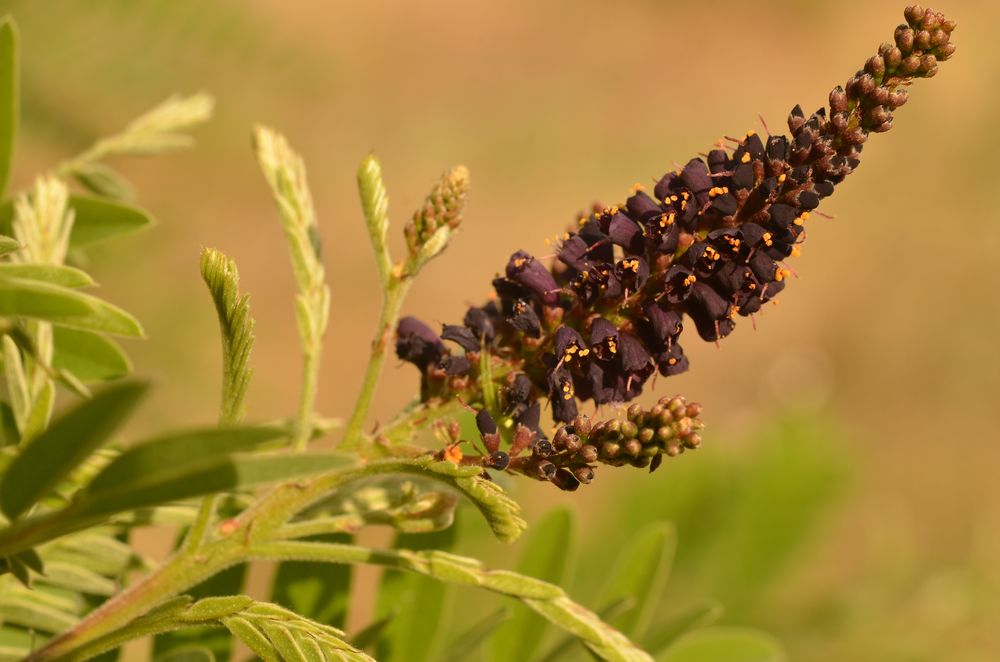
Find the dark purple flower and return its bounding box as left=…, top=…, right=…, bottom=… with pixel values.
left=463, top=304, right=497, bottom=342
left=505, top=373, right=534, bottom=415
left=442, top=324, right=480, bottom=352
left=662, top=264, right=698, bottom=304
left=589, top=318, right=619, bottom=362
left=685, top=282, right=736, bottom=342
left=608, top=213, right=646, bottom=254
left=625, top=191, right=661, bottom=223
left=507, top=299, right=542, bottom=337
left=516, top=400, right=542, bottom=433
left=554, top=326, right=591, bottom=367
left=643, top=301, right=683, bottom=345
left=506, top=251, right=560, bottom=306
left=657, top=343, right=690, bottom=376
left=558, top=235, right=593, bottom=271
left=396, top=316, right=446, bottom=370
left=438, top=354, right=470, bottom=375
left=548, top=365, right=578, bottom=422
left=618, top=331, right=653, bottom=374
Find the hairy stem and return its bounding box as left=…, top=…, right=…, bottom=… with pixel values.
left=27, top=458, right=505, bottom=660
left=291, top=344, right=322, bottom=451
left=341, top=276, right=411, bottom=450
left=248, top=541, right=652, bottom=662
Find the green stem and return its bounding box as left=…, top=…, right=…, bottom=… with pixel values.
left=272, top=514, right=363, bottom=540
left=26, top=548, right=235, bottom=662
left=26, top=458, right=482, bottom=661
left=292, top=345, right=321, bottom=452
left=340, top=276, right=411, bottom=450
left=182, top=495, right=217, bottom=552
left=247, top=541, right=651, bottom=662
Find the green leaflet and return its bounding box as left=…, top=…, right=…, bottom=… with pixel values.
left=0, top=264, right=94, bottom=288
left=644, top=601, right=723, bottom=657
left=490, top=507, right=576, bottom=662
left=270, top=533, right=352, bottom=633
left=441, top=608, right=510, bottom=662
left=656, top=627, right=785, bottom=662
left=35, top=560, right=118, bottom=596
left=154, top=564, right=249, bottom=661
left=76, top=448, right=351, bottom=519
left=84, top=426, right=287, bottom=495
left=0, top=194, right=154, bottom=249
left=0, top=17, right=17, bottom=199
left=0, top=276, right=143, bottom=337
left=70, top=162, right=135, bottom=202
left=76, top=426, right=333, bottom=518
left=0, top=380, right=147, bottom=520
left=61, top=194, right=153, bottom=246
left=0, top=234, right=18, bottom=255
left=376, top=518, right=459, bottom=662
left=0, top=585, right=80, bottom=633
left=596, top=523, right=677, bottom=641
left=52, top=327, right=131, bottom=382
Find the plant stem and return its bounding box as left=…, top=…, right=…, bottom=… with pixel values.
left=182, top=495, right=217, bottom=552
left=26, top=459, right=478, bottom=661
left=341, top=276, right=411, bottom=450
left=26, top=548, right=233, bottom=661
left=291, top=344, right=321, bottom=452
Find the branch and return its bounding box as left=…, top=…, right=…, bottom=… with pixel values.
left=65, top=595, right=374, bottom=662
left=249, top=541, right=653, bottom=662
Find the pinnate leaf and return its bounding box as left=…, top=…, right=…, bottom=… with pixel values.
left=0, top=380, right=147, bottom=520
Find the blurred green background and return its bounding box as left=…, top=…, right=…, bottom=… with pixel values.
left=1, top=0, right=997, bottom=660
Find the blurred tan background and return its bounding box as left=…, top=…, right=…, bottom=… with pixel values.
left=2, top=0, right=998, bottom=660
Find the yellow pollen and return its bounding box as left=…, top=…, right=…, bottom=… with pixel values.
left=791, top=246, right=802, bottom=257
left=800, top=211, right=810, bottom=221
left=561, top=379, right=575, bottom=398
left=671, top=195, right=679, bottom=202
left=683, top=274, right=697, bottom=287
left=762, top=232, right=773, bottom=246
left=746, top=130, right=756, bottom=137
left=778, top=173, right=787, bottom=183
left=668, top=357, right=677, bottom=365
left=741, top=152, right=751, bottom=163
left=443, top=445, right=463, bottom=464
left=630, top=182, right=645, bottom=194
left=579, top=348, right=590, bottom=357
left=793, top=217, right=803, bottom=226
left=607, top=340, right=618, bottom=354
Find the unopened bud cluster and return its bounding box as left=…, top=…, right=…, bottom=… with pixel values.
left=514, top=395, right=704, bottom=491
left=448, top=395, right=703, bottom=491
left=404, top=165, right=470, bottom=258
